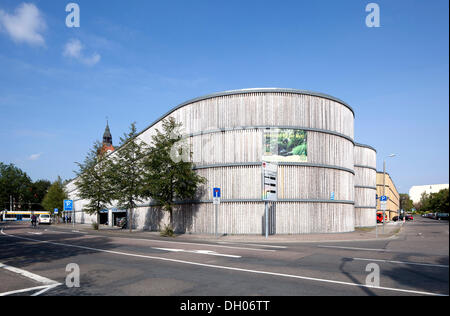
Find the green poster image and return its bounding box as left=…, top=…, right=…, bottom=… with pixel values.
left=263, top=129, right=307, bottom=162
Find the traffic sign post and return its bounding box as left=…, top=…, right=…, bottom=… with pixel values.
left=213, top=188, right=221, bottom=237
left=380, top=196, right=388, bottom=234
left=64, top=199, right=74, bottom=228
left=262, top=162, right=278, bottom=238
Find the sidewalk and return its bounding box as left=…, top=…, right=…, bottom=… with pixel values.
left=53, top=221, right=404, bottom=244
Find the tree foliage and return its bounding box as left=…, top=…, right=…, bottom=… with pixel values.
left=75, top=141, right=114, bottom=224
left=144, top=117, right=206, bottom=229
left=109, top=122, right=149, bottom=231
left=0, top=163, right=50, bottom=211
left=416, top=189, right=449, bottom=213
left=399, top=193, right=414, bottom=212
left=42, top=177, right=68, bottom=215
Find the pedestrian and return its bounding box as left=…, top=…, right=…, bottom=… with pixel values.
left=31, top=214, right=37, bottom=227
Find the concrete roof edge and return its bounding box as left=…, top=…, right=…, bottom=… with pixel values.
left=355, top=142, right=377, bottom=153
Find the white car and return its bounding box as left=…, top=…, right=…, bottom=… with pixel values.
left=38, top=214, right=52, bottom=225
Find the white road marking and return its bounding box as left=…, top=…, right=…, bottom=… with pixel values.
left=0, top=284, right=58, bottom=296
left=30, top=283, right=61, bottom=296
left=2, top=229, right=446, bottom=296
left=352, top=257, right=449, bottom=268
left=46, top=229, right=89, bottom=236
left=0, top=263, right=56, bottom=285
left=0, top=262, right=61, bottom=296
left=153, top=247, right=241, bottom=258
left=217, top=242, right=287, bottom=249
left=318, top=245, right=390, bottom=252
left=37, top=228, right=276, bottom=252
left=28, top=232, right=43, bottom=235
left=117, top=237, right=276, bottom=252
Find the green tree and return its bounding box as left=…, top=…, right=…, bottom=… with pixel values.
left=109, top=123, right=149, bottom=232
left=30, top=180, right=51, bottom=211
left=0, top=163, right=33, bottom=211
left=75, top=141, right=114, bottom=226
left=399, top=193, right=414, bottom=212
left=416, top=189, right=449, bottom=214
left=42, top=177, right=68, bottom=218
left=144, top=117, right=206, bottom=231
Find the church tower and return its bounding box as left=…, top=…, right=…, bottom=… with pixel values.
left=100, top=120, right=115, bottom=155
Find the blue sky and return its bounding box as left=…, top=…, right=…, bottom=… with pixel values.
left=0, top=0, right=448, bottom=194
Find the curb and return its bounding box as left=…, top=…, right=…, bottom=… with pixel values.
left=50, top=224, right=403, bottom=244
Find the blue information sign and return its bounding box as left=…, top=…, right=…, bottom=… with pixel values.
left=213, top=188, right=221, bottom=198
left=64, top=200, right=73, bottom=211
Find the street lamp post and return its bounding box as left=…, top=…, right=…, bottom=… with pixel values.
left=383, top=154, right=396, bottom=234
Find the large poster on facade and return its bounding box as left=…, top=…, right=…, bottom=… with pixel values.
left=263, top=129, right=307, bottom=162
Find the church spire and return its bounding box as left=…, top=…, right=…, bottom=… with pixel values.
left=103, top=119, right=112, bottom=147
left=100, top=118, right=114, bottom=155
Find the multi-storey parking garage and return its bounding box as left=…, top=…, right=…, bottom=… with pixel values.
left=66, top=88, right=378, bottom=235
left=354, top=143, right=377, bottom=227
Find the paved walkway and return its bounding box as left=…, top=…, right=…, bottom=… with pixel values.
left=52, top=221, right=404, bottom=244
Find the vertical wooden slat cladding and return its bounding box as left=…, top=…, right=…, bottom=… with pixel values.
left=68, top=89, right=359, bottom=234
left=190, top=130, right=353, bottom=167
left=167, top=92, right=354, bottom=139
left=354, top=145, right=377, bottom=227
left=277, top=166, right=353, bottom=201
left=132, top=201, right=354, bottom=235
left=153, top=91, right=355, bottom=234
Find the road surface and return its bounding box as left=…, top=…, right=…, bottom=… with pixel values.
left=0, top=217, right=448, bottom=296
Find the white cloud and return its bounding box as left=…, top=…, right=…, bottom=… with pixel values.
left=0, top=3, right=46, bottom=46
left=63, top=39, right=101, bottom=66
left=63, top=38, right=83, bottom=58
left=28, top=153, right=42, bottom=161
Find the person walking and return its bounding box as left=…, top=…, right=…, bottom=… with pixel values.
left=31, top=214, right=37, bottom=228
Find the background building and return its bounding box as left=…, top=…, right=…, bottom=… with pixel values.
left=409, top=184, right=449, bottom=204
left=376, top=172, right=400, bottom=220
left=67, top=88, right=381, bottom=235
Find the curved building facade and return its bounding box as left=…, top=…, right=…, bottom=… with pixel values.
left=354, top=143, right=377, bottom=227
left=67, top=88, right=374, bottom=235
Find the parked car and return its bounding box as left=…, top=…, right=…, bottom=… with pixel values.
left=435, top=213, right=449, bottom=221
left=377, top=213, right=388, bottom=223
left=38, top=214, right=52, bottom=225
left=393, top=215, right=413, bottom=221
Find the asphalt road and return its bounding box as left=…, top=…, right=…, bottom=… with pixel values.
left=0, top=217, right=448, bottom=296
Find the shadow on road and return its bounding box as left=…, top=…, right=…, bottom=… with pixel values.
left=0, top=223, right=119, bottom=268
left=339, top=258, right=377, bottom=296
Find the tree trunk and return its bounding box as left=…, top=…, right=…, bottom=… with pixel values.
left=129, top=208, right=133, bottom=233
